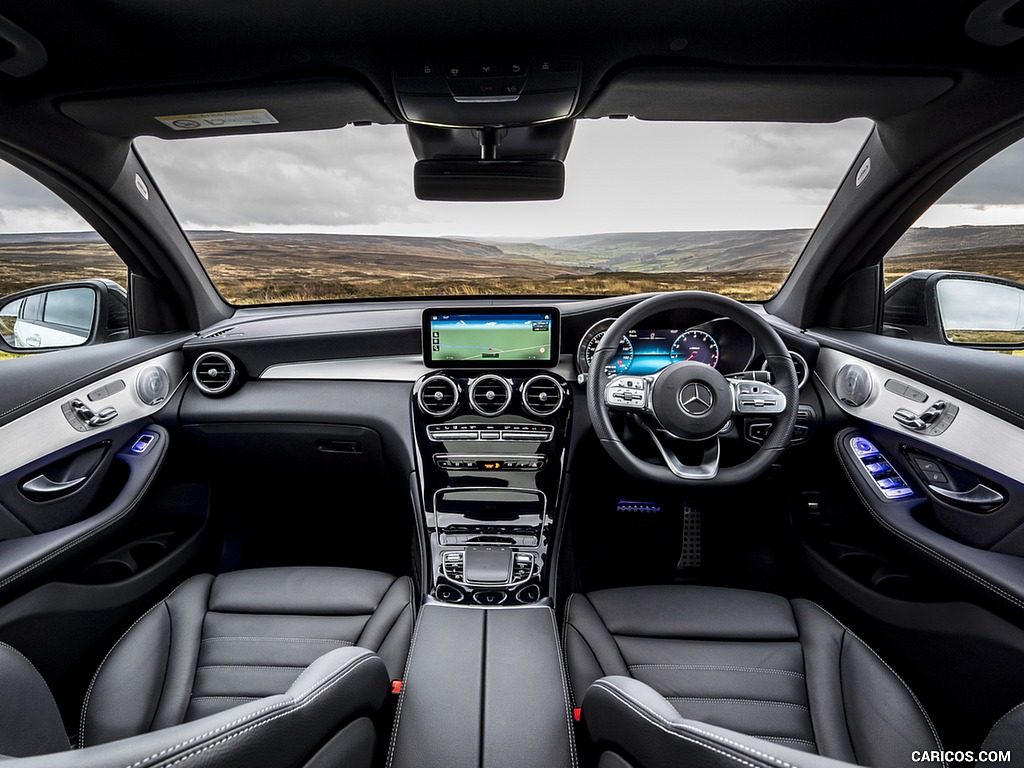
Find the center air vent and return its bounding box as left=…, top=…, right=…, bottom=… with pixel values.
left=418, top=375, right=459, bottom=417
left=192, top=351, right=238, bottom=396
left=469, top=375, right=512, bottom=416
left=522, top=375, right=564, bottom=416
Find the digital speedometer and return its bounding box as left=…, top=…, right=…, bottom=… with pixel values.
left=670, top=330, right=720, bottom=367
left=585, top=331, right=634, bottom=374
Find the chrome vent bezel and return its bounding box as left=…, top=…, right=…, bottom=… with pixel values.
left=418, top=375, right=460, bottom=417
left=761, top=350, right=811, bottom=390
left=469, top=375, right=512, bottom=416
left=521, top=375, right=564, bottom=417
left=192, top=351, right=237, bottom=396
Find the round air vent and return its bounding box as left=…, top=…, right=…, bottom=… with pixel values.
left=136, top=364, right=171, bottom=406
left=835, top=363, right=873, bottom=407
left=192, top=351, right=238, bottom=396
left=522, top=375, right=564, bottom=417
left=418, top=375, right=459, bottom=417
left=761, top=351, right=810, bottom=389
left=469, top=375, right=512, bottom=416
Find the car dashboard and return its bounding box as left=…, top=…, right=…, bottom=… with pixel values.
left=176, top=293, right=821, bottom=607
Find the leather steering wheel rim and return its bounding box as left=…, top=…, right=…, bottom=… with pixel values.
left=586, top=291, right=799, bottom=487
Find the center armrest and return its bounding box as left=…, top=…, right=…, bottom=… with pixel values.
left=387, top=603, right=575, bottom=768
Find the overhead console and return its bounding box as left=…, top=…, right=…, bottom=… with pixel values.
left=414, top=308, right=570, bottom=606
left=394, top=57, right=581, bottom=127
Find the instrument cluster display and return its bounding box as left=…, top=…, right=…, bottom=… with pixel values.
left=576, top=317, right=753, bottom=377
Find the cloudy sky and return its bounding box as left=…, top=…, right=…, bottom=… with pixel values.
left=1, top=117, right=1024, bottom=237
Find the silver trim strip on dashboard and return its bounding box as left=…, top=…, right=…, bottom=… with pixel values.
left=815, top=347, right=1024, bottom=484
left=260, top=354, right=576, bottom=382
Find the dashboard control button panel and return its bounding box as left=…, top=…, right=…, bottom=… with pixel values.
left=435, top=454, right=545, bottom=471
left=849, top=436, right=914, bottom=499
left=427, top=423, right=554, bottom=442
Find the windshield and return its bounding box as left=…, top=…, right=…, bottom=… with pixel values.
left=135, top=119, right=872, bottom=305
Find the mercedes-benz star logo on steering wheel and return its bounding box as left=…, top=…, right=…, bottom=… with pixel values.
left=679, top=382, right=714, bottom=416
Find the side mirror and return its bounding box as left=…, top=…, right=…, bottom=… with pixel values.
left=0, top=279, right=128, bottom=354
left=936, top=277, right=1024, bottom=347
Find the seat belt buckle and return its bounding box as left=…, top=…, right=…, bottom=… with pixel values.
left=391, top=680, right=403, bottom=695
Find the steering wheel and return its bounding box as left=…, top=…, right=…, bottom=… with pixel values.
left=586, top=291, right=799, bottom=487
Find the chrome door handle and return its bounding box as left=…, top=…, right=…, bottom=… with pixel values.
left=929, top=482, right=1005, bottom=509
left=22, top=474, right=87, bottom=496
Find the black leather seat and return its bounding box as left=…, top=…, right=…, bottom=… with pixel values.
left=0, top=566, right=415, bottom=767
left=565, top=585, right=944, bottom=767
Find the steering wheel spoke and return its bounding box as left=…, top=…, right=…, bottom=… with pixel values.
left=603, top=373, right=657, bottom=413
left=639, top=421, right=721, bottom=480
left=730, top=378, right=788, bottom=416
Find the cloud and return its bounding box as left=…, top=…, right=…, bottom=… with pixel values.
left=717, top=119, right=872, bottom=198
left=939, top=139, right=1024, bottom=206
left=137, top=127, right=422, bottom=229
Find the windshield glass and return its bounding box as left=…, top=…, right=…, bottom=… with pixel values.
left=135, top=119, right=872, bottom=305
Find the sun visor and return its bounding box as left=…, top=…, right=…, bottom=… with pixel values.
left=60, top=78, right=396, bottom=138
left=583, top=68, right=955, bottom=122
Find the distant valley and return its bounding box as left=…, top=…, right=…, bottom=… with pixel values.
left=0, top=225, right=1022, bottom=303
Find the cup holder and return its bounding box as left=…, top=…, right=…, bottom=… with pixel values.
left=70, top=520, right=201, bottom=585
left=828, top=543, right=941, bottom=602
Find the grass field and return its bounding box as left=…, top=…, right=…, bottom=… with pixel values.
left=0, top=227, right=1021, bottom=307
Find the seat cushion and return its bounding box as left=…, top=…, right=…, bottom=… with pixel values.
left=565, top=585, right=942, bottom=765
left=80, top=566, right=414, bottom=747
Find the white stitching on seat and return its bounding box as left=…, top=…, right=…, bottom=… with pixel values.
left=199, top=637, right=353, bottom=645
left=752, top=736, right=817, bottom=748
left=385, top=603, right=424, bottom=768
left=123, top=651, right=376, bottom=768
left=80, top=580, right=191, bottom=748
left=546, top=605, right=580, bottom=768
left=803, top=599, right=947, bottom=768
left=188, top=696, right=260, bottom=702
left=591, top=680, right=793, bottom=768
left=982, top=700, right=1024, bottom=747
left=666, top=697, right=808, bottom=712
left=592, top=679, right=802, bottom=768
left=194, top=664, right=307, bottom=671
left=629, top=664, right=805, bottom=678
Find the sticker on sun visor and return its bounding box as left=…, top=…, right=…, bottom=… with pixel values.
left=155, top=109, right=279, bottom=131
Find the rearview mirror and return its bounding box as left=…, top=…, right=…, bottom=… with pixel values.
left=414, top=159, right=564, bottom=202
left=0, top=279, right=128, bottom=354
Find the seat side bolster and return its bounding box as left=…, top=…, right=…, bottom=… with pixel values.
left=583, top=676, right=858, bottom=768
left=79, top=600, right=173, bottom=747
left=12, top=648, right=389, bottom=768
left=356, top=575, right=415, bottom=680
left=980, top=701, right=1024, bottom=760
left=0, top=641, right=69, bottom=757
left=794, top=599, right=945, bottom=768
left=790, top=599, right=858, bottom=763
left=564, top=593, right=629, bottom=704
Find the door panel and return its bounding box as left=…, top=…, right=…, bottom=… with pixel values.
left=0, top=347, right=186, bottom=602
left=811, top=334, right=1024, bottom=617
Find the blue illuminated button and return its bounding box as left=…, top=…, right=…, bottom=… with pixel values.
left=131, top=433, right=157, bottom=454
left=877, top=477, right=906, bottom=490
left=865, top=461, right=891, bottom=475
left=851, top=437, right=877, bottom=456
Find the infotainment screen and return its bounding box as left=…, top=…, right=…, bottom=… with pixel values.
left=423, top=308, right=560, bottom=368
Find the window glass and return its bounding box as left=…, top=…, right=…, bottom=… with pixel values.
left=882, top=139, right=1024, bottom=354
left=0, top=161, right=127, bottom=359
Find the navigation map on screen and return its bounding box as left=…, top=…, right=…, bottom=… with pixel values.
left=426, top=311, right=555, bottom=364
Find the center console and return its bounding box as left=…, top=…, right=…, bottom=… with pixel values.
left=412, top=308, right=571, bottom=605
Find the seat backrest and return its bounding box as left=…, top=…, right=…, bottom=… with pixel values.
left=0, top=641, right=69, bottom=758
